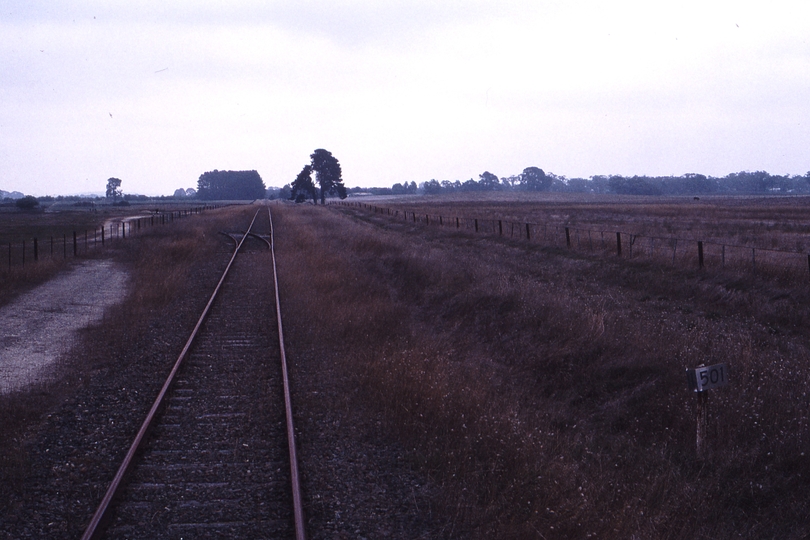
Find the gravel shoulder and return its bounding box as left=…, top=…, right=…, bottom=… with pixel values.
left=0, top=260, right=128, bottom=395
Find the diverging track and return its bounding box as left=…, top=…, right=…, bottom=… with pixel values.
left=82, top=207, right=304, bottom=539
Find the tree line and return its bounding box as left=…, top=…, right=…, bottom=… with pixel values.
left=197, top=170, right=266, bottom=200
left=337, top=169, right=810, bottom=197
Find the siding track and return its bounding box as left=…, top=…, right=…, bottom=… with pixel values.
left=81, top=207, right=303, bottom=539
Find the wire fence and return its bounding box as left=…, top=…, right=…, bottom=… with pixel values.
left=3, top=206, right=220, bottom=270
left=337, top=201, right=810, bottom=284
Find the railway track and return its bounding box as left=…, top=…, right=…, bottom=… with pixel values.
left=81, top=207, right=305, bottom=539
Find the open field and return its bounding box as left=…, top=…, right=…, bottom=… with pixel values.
left=370, top=192, right=810, bottom=251
left=276, top=196, right=810, bottom=538
left=3, top=195, right=810, bottom=538
left=344, top=192, right=810, bottom=284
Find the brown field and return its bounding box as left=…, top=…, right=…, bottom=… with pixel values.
left=2, top=196, right=810, bottom=538
left=276, top=195, right=810, bottom=538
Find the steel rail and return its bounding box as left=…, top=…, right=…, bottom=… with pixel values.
left=80, top=209, right=261, bottom=540
left=268, top=206, right=307, bottom=540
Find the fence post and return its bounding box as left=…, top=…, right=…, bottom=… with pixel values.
left=440, top=216, right=443, bottom=226
left=456, top=217, right=459, bottom=228
left=526, top=223, right=531, bottom=240
left=616, top=232, right=622, bottom=256
left=698, top=241, right=704, bottom=269
left=34, top=238, right=38, bottom=262
left=475, top=219, right=478, bottom=233
left=426, top=214, right=429, bottom=225
left=696, top=390, right=708, bottom=459
left=499, top=220, right=503, bottom=236
left=565, top=227, right=571, bottom=248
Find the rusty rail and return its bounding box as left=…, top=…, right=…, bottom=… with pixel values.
left=80, top=209, right=261, bottom=540
left=269, top=205, right=307, bottom=540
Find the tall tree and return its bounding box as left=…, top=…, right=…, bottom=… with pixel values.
left=290, top=165, right=317, bottom=204
left=520, top=167, right=550, bottom=191
left=478, top=171, right=500, bottom=190
left=310, top=149, right=346, bottom=204
left=106, top=177, right=122, bottom=201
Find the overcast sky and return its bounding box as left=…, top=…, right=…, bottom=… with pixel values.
left=2, top=1, right=809, bottom=196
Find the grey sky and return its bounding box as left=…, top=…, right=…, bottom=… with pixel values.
left=2, top=1, right=809, bottom=196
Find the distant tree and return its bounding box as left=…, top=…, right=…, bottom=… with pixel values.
left=197, top=170, right=266, bottom=200
left=608, top=175, right=661, bottom=195
left=478, top=171, right=501, bottom=190
left=173, top=188, right=187, bottom=198
left=519, top=167, right=551, bottom=191
left=185, top=188, right=196, bottom=197
left=310, top=149, right=347, bottom=204
left=501, top=175, right=519, bottom=189
left=106, top=177, right=122, bottom=201
left=461, top=178, right=480, bottom=191
left=422, top=179, right=442, bottom=194
left=291, top=165, right=317, bottom=204
left=15, top=195, right=39, bottom=210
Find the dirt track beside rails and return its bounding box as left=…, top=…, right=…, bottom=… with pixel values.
left=0, top=260, right=128, bottom=395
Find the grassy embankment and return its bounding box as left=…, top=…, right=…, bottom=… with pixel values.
left=274, top=197, right=810, bottom=539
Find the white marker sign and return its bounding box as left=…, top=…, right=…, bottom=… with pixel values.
left=686, top=363, right=729, bottom=392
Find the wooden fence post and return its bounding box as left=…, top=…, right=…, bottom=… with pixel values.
left=456, top=217, right=459, bottom=228
left=616, top=232, right=622, bottom=256
left=499, top=220, right=503, bottom=236
left=526, top=223, right=531, bottom=240
left=565, top=227, right=571, bottom=248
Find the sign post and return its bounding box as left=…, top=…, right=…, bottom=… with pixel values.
left=686, top=363, right=729, bottom=458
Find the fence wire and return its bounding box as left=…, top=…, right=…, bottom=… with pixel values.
left=342, top=202, right=810, bottom=284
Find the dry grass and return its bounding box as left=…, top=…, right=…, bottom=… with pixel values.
left=0, top=205, right=256, bottom=493
left=344, top=193, right=810, bottom=285
left=275, top=199, right=810, bottom=538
